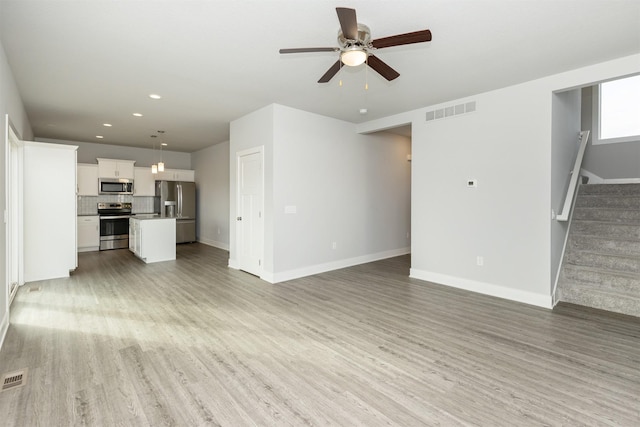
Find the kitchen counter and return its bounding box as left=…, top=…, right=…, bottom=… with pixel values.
left=132, top=213, right=160, bottom=219
left=129, top=217, right=176, bottom=263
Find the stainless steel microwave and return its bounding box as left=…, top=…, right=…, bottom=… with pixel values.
left=99, top=178, right=134, bottom=195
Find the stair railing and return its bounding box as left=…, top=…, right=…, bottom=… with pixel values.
left=556, top=130, right=590, bottom=222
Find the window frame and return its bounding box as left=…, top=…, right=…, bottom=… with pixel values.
left=592, top=74, right=640, bottom=146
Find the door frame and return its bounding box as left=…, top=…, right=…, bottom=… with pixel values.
left=235, top=146, right=264, bottom=277
left=5, top=115, right=24, bottom=306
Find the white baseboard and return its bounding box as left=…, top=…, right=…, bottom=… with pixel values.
left=603, top=178, right=640, bottom=184
left=409, top=269, right=553, bottom=309
left=0, top=309, right=9, bottom=352
left=580, top=168, right=604, bottom=183
left=580, top=168, right=640, bottom=184
left=197, top=237, right=229, bottom=251
left=77, top=246, right=99, bottom=253
left=265, top=247, right=411, bottom=284
left=228, top=258, right=239, bottom=269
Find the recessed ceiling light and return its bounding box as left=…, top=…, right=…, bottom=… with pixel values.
left=96, top=135, right=104, bottom=139
left=132, top=113, right=143, bottom=117
left=161, top=143, right=168, bottom=146
left=103, top=123, right=112, bottom=127
left=149, top=94, right=162, bottom=100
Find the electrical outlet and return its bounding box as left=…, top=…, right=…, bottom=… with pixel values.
left=332, top=242, right=337, bottom=250
left=476, top=256, right=484, bottom=266
left=217, top=227, right=220, bottom=235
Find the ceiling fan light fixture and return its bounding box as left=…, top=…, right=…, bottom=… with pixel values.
left=341, top=47, right=367, bottom=66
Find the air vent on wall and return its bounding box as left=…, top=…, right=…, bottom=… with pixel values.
left=426, top=101, right=476, bottom=122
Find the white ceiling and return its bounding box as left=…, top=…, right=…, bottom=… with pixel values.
left=1, top=1, right=639, bottom=152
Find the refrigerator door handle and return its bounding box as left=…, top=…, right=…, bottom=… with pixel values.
left=177, top=184, right=182, bottom=218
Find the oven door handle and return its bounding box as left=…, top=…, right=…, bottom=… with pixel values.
left=99, top=215, right=132, bottom=220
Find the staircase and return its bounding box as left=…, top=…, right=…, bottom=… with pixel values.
left=557, top=183, right=640, bottom=317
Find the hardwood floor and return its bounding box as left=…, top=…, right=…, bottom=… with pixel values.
left=1, top=244, right=638, bottom=426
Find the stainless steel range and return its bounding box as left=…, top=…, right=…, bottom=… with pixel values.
left=98, top=202, right=132, bottom=250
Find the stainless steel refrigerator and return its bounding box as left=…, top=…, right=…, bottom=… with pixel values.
left=155, top=181, right=196, bottom=243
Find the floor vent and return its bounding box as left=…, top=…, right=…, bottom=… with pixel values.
left=1, top=369, right=27, bottom=392
left=29, top=286, right=41, bottom=292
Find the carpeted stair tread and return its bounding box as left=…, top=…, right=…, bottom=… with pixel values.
left=568, top=235, right=640, bottom=256
left=561, top=264, right=640, bottom=293
left=564, top=250, right=640, bottom=274
left=573, top=207, right=640, bottom=223
left=579, top=183, right=640, bottom=195
left=561, top=286, right=640, bottom=317
left=569, top=220, right=640, bottom=239
left=574, top=195, right=640, bottom=209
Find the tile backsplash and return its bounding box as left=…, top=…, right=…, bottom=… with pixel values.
left=77, top=195, right=156, bottom=215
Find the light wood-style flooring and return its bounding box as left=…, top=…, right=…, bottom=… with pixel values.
left=0, top=244, right=639, bottom=426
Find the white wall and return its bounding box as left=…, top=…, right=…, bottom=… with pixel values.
left=229, top=104, right=411, bottom=282
left=0, top=36, right=33, bottom=349
left=37, top=137, right=192, bottom=169
left=550, top=89, right=581, bottom=291
left=411, top=82, right=553, bottom=307
left=192, top=141, right=230, bottom=250
left=358, top=53, right=640, bottom=309
left=271, top=104, right=411, bottom=281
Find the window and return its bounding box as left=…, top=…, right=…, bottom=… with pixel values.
left=595, top=74, right=640, bottom=144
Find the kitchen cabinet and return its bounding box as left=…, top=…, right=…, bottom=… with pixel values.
left=77, top=163, right=98, bottom=195
left=156, top=168, right=195, bottom=182
left=77, top=216, right=99, bottom=252
left=134, top=167, right=156, bottom=196
left=129, top=216, right=176, bottom=263
left=97, top=158, right=135, bottom=179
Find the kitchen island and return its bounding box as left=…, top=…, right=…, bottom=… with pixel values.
left=129, top=216, right=176, bottom=263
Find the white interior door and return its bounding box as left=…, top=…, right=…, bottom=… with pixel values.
left=236, top=147, right=263, bottom=276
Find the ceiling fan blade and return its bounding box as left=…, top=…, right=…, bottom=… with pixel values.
left=318, top=60, right=341, bottom=83
left=367, top=55, right=400, bottom=81
left=336, top=7, right=358, bottom=40
left=279, top=47, right=339, bottom=54
left=372, top=29, right=432, bottom=49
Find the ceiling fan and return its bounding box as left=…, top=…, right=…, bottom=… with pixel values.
left=279, top=7, right=432, bottom=83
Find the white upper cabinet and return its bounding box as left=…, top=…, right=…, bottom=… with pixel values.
left=134, top=167, right=156, bottom=196
left=77, top=163, right=98, bottom=195
left=97, top=158, right=135, bottom=179
left=156, top=168, right=195, bottom=182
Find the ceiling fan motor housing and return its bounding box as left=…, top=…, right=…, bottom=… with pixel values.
left=338, top=23, right=372, bottom=50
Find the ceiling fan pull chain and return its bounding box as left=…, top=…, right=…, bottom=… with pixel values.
left=365, top=56, right=369, bottom=90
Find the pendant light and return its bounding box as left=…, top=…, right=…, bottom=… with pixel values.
left=158, top=143, right=165, bottom=172
left=151, top=135, right=158, bottom=174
